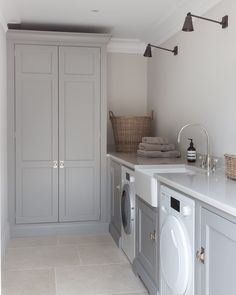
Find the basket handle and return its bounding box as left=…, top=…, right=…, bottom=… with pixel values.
left=109, top=111, right=115, bottom=119
left=150, top=110, right=154, bottom=120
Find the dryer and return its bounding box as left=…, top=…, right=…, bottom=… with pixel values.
left=160, top=185, right=195, bottom=295
left=121, top=166, right=136, bottom=263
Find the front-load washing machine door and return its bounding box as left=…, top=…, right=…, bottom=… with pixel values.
left=160, top=215, right=191, bottom=295
left=121, top=184, right=132, bottom=235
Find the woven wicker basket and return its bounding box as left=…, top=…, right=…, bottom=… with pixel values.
left=225, top=154, right=236, bottom=180
left=109, top=111, right=153, bottom=152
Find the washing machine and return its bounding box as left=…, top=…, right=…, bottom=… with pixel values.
left=121, top=166, right=136, bottom=263
left=160, top=185, right=195, bottom=295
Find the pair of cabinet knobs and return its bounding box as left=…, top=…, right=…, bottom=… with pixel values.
left=53, top=161, right=64, bottom=168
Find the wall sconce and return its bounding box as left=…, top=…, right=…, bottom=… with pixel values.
left=182, top=12, right=228, bottom=32
left=143, top=44, right=178, bottom=57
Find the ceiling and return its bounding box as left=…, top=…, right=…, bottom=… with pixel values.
left=0, top=0, right=223, bottom=44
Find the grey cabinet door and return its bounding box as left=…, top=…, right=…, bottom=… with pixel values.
left=201, top=208, right=236, bottom=295
left=58, top=46, right=101, bottom=222
left=15, top=45, right=59, bottom=224
left=110, top=160, right=121, bottom=233
left=136, top=198, right=158, bottom=285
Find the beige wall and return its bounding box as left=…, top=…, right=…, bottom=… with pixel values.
left=0, top=19, right=9, bottom=256
left=147, top=0, right=236, bottom=157
left=107, top=52, right=147, bottom=145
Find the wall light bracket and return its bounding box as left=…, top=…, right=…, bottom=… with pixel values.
left=182, top=12, right=228, bottom=32
left=143, top=44, right=178, bottom=57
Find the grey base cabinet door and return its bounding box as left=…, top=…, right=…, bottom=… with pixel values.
left=200, top=208, right=236, bottom=295
left=15, top=45, right=59, bottom=224
left=135, top=197, right=159, bottom=288
left=109, top=160, right=122, bottom=235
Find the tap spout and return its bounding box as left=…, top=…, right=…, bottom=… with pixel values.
left=177, top=123, right=211, bottom=173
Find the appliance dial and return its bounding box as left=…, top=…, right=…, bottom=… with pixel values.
left=182, top=206, right=192, bottom=217
left=129, top=176, right=135, bottom=183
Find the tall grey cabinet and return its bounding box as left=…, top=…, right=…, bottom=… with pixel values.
left=8, top=31, right=110, bottom=235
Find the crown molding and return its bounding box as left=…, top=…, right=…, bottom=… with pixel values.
left=107, top=38, right=146, bottom=54
left=142, top=0, right=224, bottom=45
left=0, top=11, right=8, bottom=32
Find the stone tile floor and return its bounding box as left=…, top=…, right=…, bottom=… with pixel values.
left=2, top=234, right=148, bottom=295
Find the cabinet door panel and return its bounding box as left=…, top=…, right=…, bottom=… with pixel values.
left=15, top=45, right=59, bottom=224
left=64, top=81, right=95, bottom=160
left=21, top=167, right=55, bottom=218
left=201, top=208, right=236, bottom=295
left=21, top=79, right=53, bottom=161
left=59, top=46, right=101, bottom=222
left=136, top=198, right=158, bottom=284
left=60, top=166, right=99, bottom=221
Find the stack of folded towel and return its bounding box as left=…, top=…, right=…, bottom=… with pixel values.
left=137, top=137, right=181, bottom=158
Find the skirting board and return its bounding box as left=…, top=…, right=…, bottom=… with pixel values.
left=10, top=222, right=109, bottom=238
left=133, top=258, right=159, bottom=295
left=109, top=222, right=121, bottom=247
left=1, top=222, right=10, bottom=258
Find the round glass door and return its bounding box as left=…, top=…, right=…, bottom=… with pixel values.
left=121, top=184, right=132, bottom=234
left=160, top=215, right=191, bottom=295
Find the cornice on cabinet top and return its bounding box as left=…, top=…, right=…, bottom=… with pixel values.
left=6, top=29, right=144, bottom=54
left=0, top=11, right=7, bottom=32
left=107, top=38, right=146, bottom=54
left=6, top=29, right=111, bottom=44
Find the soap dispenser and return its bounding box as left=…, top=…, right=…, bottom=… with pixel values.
left=187, top=138, right=196, bottom=163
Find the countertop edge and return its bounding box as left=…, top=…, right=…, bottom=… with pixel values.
left=107, top=154, right=135, bottom=169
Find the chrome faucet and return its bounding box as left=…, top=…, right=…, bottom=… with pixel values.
left=177, top=123, right=212, bottom=174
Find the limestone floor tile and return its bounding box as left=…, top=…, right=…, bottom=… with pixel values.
left=57, top=234, right=114, bottom=246
left=55, top=264, right=146, bottom=295
left=4, top=245, right=80, bottom=270
left=2, top=269, right=56, bottom=295
left=78, top=243, right=129, bottom=265
left=8, top=236, right=58, bottom=248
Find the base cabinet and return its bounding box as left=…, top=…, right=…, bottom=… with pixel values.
left=200, top=208, right=236, bottom=295
left=133, top=197, right=159, bottom=295
left=109, top=159, right=122, bottom=246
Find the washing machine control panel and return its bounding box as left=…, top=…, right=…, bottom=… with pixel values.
left=160, top=186, right=194, bottom=219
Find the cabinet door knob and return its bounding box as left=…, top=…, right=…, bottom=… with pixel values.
left=116, top=185, right=120, bottom=190
left=52, top=161, right=58, bottom=169
left=196, top=247, right=205, bottom=264
left=149, top=230, right=156, bottom=241
left=59, top=161, right=64, bottom=168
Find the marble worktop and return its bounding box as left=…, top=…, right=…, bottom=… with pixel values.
left=156, top=168, right=236, bottom=218
left=107, top=152, right=185, bottom=169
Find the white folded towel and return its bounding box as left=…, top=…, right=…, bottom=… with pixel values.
left=142, top=137, right=169, bottom=144
left=139, top=143, right=175, bottom=151
left=137, top=150, right=181, bottom=158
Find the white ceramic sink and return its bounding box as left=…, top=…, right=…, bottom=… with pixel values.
left=135, top=165, right=195, bottom=207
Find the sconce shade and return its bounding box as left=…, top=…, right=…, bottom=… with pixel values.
left=182, top=13, right=194, bottom=32
left=143, top=44, right=152, bottom=57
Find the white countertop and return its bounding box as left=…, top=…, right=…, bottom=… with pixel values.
left=107, top=152, right=185, bottom=169
left=156, top=168, right=236, bottom=218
